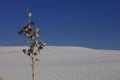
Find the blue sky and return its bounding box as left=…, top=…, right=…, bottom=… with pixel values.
left=0, top=0, right=120, bottom=50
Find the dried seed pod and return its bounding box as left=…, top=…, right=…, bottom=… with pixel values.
left=34, top=53, right=37, bottom=56
left=23, top=49, right=27, bottom=54
left=27, top=52, right=31, bottom=56
left=30, top=35, right=34, bottom=40
left=25, top=32, right=30, bottom=38
left=18, top=29, right=23, bottom=35
left=36, top=58, right=40, bottom=61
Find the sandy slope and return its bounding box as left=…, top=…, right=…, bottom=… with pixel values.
left=0, top=46, right=120, bottom=80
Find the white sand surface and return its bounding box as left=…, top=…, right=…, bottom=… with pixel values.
left=0, top=46, right=120, bottom=80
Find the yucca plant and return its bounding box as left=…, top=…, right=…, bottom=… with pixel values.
left=18, top=10, right=45, bottom=80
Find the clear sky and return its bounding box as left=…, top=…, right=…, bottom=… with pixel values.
left=0, top=0, right=120, bottom=50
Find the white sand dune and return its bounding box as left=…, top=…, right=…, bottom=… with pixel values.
left=0, top=46, right=120, bottom=80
